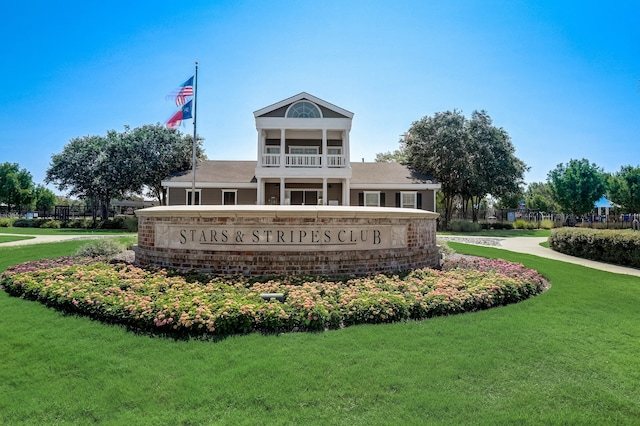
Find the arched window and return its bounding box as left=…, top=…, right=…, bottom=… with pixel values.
left=286, top=101, right=322, bottom=118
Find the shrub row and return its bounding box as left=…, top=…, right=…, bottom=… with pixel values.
left=549, top=228, right=640, bottom=268
left=1, top=255, right=548, bottom=337
left=10, top=216, right=137, bottom=231
left=480, top=222, right=514, bottom=230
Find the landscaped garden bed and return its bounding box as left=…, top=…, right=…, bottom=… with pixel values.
left=0, top=254, right=548, bottom=337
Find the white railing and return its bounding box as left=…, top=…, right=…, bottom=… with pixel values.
left=261, top=154, right=281, bottom=167
left=259, top=154, right=347, bottom=168
left=286, top=154, right=322, bottom=167
left=327, top=155, right=345, bottom=167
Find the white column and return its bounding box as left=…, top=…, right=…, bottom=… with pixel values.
left=433, top=190, right=437, bottom=212
left=280, top=177, right=285, bottom=205
left=280, top=129, right=286, bottom=167
left=322, top=178, right=327, bottom=205
left=343, top=131, right=351, bottom=167
left=256, top=177, right=262, bottom=205
left=256, top=130, right=263, bottom=167
left=322, top=128, right=327, bottom=168
left=343, top=178, right=350, bottom=206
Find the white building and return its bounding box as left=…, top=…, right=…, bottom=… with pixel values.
left=162, top=92, right=440, bottom=210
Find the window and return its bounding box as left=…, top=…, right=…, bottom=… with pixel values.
left=265, top=146, right=280, bottom=154
left=401, top=191, right=417, bottom=208
left=364, top=191, right=380, bottom=207
left=222, top=190, right=237, bottom=205
left=186, top=189, right=201, bottom=205
left=327, top=147, right=342, bottom=155
left=286, top=101, right=322, bottom=118
left=290, top=146, right=319, bottom=155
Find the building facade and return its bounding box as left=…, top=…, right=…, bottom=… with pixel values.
left=162, top=92, right=440, bottom=210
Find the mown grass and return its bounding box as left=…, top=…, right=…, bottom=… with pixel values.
left=0, top=227, right=135, bottom=235
left=1, top=241, right=639, bottom=424
left=439, top=229, right=551, bottom=238
left=0, top=235, right=35, bottom=244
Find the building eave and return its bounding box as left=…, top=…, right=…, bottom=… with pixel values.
left=253, top=92, right=354, bottom=119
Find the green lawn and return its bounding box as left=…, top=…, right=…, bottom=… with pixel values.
left=0, top=235, right=35, bottom=244
left=0, top=227, right=135, bottom=236
left=439, top=229, right=551, bottom=238
left=0, top=241, right=638, bottom=424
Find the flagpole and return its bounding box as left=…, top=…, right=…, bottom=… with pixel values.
left=191, top=61, right=198, bottom=204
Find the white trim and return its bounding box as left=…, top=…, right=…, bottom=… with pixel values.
left=163, top=182, right=257, bottom=189
left=222, top=189, right=238, bottom=205
left=253, top=92, right=354, bottom=119
left=364, top=191, right=381, bottom=207
left=350, top=183, right=440, bottom=190
left=285, top=100, right=323, bottom=118
left=400, top=191, right=417, bottom=209
left=185, top=189, right=202, bottom=206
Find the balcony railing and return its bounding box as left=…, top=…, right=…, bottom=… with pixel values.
left=260, top=154, right=347, bottom=168
left=286, top=154, right=321, bottom=167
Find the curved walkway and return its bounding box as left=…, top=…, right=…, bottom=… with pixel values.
left=0, top=233, right=128, bottom=247
left=439, top=235, right=640, bottom=277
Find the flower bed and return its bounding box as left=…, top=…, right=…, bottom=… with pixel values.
left=1, top=255, right=548, bottom=336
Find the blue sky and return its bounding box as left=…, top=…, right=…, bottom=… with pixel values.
left=1, top=1, right=639, bottom=193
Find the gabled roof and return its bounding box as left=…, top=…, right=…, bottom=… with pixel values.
left=253, top=92, right=354, bottom=119
left=163, top=161, right=258, bottom=185
left=350, top=162, right=437, bottom=186
left=162, top=161, right=438, bottom=189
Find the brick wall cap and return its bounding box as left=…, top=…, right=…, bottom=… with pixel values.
left=137, top=205, right=439, bottom=220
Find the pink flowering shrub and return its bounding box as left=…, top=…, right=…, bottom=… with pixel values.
left=1, top=255, right=548, bottom=336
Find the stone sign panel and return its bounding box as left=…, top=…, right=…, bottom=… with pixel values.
left=155, top=224, right=407, bottom=251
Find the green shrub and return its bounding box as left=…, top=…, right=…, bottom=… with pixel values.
left=513, top=219, right=527, bottom=229
left=12, top=219, right=34, bottom=228
left=0, top=218, right=14, bottom=227
left=449, top=220, right=481, bottom=233
left=76, top=239, right=125, bottom=257
left=549, top=228, right=640, bottom=268
left=481, top=221, right=515, bottom=230
left=62, top=218, right=92, bottom=229
left=123, top=216, right=138, bottom=232
left=540, top=219, right=554, bottom=229
left=40, top=219, right=61, bottom=229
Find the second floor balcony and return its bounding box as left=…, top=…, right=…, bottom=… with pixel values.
left=261, top=154, right=347, bottom=168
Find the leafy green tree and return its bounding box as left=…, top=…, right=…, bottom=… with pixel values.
left=46, top=133, right=125, bottom=220
left=403, top=109, right=527, bottom=226
left=0, top=162, right=35, bottom=213
left=32, top=185, right=57, bottom=213
left=46, top=124, right=206, bottom=219
left=547, top=159, right=605, bottom=217
left=525, top=182, right=556, bottom=212
left=466, top=110, right=528, bottom=221
left=122, top=125, right=205, bottom=204
left=606, top=165, right=640, bottom=213
left=375, top=149, right=407, bottom=163
left=404, top=110, right=472, bottom=228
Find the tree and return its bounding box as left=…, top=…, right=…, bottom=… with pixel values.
left=375, top=149, right=407, bottom=163
left=46, top=124, right=206, bottom=219
left=525, top=182, right=556, bottom=212
left=403, top=110, right=472, bottom=228
left=606, top=165, right=640, bottom=213
left=547, top=159, right=605, bottom=218
left=122, top=125, right=205, bottom=204
left=0, top=162, right=35, bottom=213
left=32, top=185, right=57, bottom=213
left=466, top=110, right=528, bottom=222
left=403, top=109, right=527, bottom=226
left=45, top=133, right=119, bottom=220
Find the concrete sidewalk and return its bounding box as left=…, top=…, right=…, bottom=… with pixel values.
left=440, top=235, right=640, bottom=277
left=0, top=233, right=128, bottom=247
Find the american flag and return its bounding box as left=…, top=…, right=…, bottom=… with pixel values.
left=170, top=76, right=194, bottom=106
